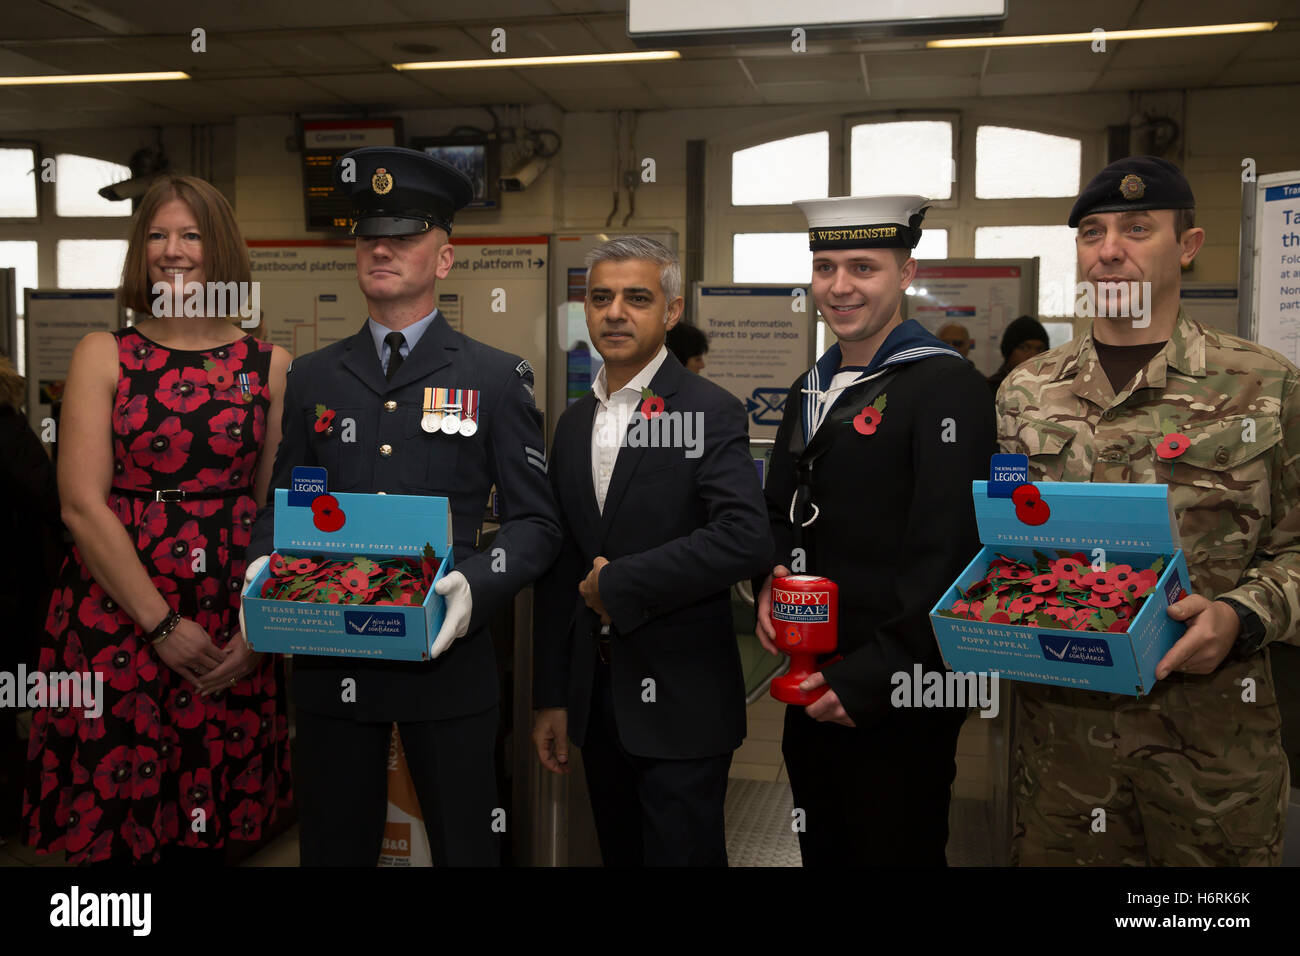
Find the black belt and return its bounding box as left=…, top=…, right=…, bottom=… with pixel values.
left=110, top=486, right=253, bottom=502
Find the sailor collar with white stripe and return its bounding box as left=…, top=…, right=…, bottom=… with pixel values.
left=800, top=320, right=963, bottom=443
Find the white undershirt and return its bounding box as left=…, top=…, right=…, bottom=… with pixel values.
left=590, top=346, right=669, bottom=513
left=810, top=368, right=873, bottom=438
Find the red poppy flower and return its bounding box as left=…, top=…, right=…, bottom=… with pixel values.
left=129, top=416, right=193, bottom=474
left=1087, top=591, right=1124, bottom=608
left=1156, top=432, right=1190, bottom=460
left=1104, top=564, right=1135, bottom=587
left=60, top=791, right=104, bottom=854
left=853, top=407, right=882, bottom=436
left=38, top=748, right=61, bottom=800
left=1014, top=492, right=1050, bottom=526
left=951, top=599, right=970, bottom=615
left=270, top=553, right=290, bottom=576
left=231, top=754, right=267, bottom=795
left=1029, top=573, right=1058, bottom=593
left=78, top=587, right=127, bottom=634
left=1050, top=557, right=1084, bottom=580
left=315, top=408, right=336, bottom=433
left=640, top=396, right=665, bottom=420
left=179, top=768, right=216, bottom=822
left=159, top=725, right=181, bottom=774
left=207, top=406, right=247, bottom=458
left=313, top=498, right=346, bottom=533
left=167, top=686, right=206, bottom=730
left=206, top=361, right=235, bottom=391
left=92, top=745, right=136, bottom=800
left=120, top=814, right=157, bottom=858
left=114, top=394, right=150, bottom=436
left=288, top=557, right=320, bottom=575
left=1009, top=595, right=1043, bottom=614
left=999, top=567, right=1034, bottom=580
left=1107, top=618, right=1130, bottom=633
left=230, top=797, right=266, bottom=841
left=113, top=691, right=161, bottom=738
left=157, top=367, right=211, bottom=414
left=151, top=520, right=208, bottom=579
left=988, top=611, right=1012, bottom=624
left=122, top=340, right=168, bottom=372
left=208, top=711, right=261, bottom=762
left=340, top=567, right=371, bottom=594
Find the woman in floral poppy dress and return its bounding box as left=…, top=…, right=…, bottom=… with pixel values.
left=23, top=175, right=294, bottom=865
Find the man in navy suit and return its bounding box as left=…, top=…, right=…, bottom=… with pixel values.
left=246, top=147, right=561, bottom=866
left=531, top=237, right=772, bottom=866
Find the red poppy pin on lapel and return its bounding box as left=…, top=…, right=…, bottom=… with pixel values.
left=851, top=394, right=887, bottom=435
left=314, top=404, right=336, bottom=435
left=640, top=387, right=664, bottom=419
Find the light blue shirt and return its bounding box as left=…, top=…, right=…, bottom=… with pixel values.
left=368, top=308, right=440, bottom=374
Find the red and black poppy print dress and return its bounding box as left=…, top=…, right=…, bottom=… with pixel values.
left=22, top=326, right=292, bottom=864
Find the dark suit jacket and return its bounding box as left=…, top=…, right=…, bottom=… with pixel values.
left=533, top=353, right=773, bottom=760
left=248, top=314, right=561, bottom=722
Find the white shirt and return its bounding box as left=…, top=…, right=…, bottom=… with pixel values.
left=809, top=368, right=875, bottom=437
left=590, top=346, right=669, bottom=513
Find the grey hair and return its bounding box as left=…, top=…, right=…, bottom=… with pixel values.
left=584, top=236, right=682, bottom=303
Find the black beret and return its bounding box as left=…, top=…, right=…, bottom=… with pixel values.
left=1068, top=155, right=1195, bottom=228
left=335, top=146, right=474, bottom=237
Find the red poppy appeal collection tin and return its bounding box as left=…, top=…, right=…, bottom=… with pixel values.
left=928, top=479, right=1191, bottom=696
left=769, top=575, right=838, bottom=705
left=241, top=485, right=454, bottom=660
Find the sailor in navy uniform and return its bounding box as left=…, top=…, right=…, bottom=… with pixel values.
left=246, top=146, right=561, bottom=866
left=754, top=195, right=996, bottom=865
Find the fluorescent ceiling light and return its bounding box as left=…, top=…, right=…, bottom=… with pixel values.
left=0, top=71, right=190, bottom=86
left=394, top=51, right=680, bottom=70
left=927, top=21, right=1276, bottom=48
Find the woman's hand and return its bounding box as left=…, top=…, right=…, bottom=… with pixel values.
left=153, top=618, right=226, bottom=688
left=196, top=632, right=263, bottom=697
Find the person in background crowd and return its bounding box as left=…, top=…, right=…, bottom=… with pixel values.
left=0, top=356, right=64, bottom=840
left=987, top=315, right=1049, bottom=395
left=666, top=322, right=709, bottom=373
left=936, top=322, right=974, bottom=361
left=23, top=175, right=293, bottom=865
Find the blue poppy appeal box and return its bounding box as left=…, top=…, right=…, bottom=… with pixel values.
left=928, top=477, right=1190, bottom=696
left=241, top=487, right=453, bottom=661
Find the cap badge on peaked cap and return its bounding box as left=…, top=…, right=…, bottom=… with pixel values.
left=371, top=167, right=394, bottom=196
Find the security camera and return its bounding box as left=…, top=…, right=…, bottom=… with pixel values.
left=98, top=175, right=159, bottom=202
left=499, top=155, right=549, bottom=192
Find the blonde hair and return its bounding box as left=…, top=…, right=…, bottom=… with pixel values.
left=0, top=354, right=24, bottom=411
left=118, top=175, right=251, bottom=318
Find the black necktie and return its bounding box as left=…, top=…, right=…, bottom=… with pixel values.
left=384, top=331, right=406, bottom=381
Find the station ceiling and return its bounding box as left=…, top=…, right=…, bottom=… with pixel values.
left=0, top=0, right=1297, bottom=130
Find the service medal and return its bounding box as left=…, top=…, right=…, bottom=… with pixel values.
left=441, top=414, right=461, bottom=435
left=421, top=411, right=442, bottom=433
left=459, top=419, right=478, bottom=437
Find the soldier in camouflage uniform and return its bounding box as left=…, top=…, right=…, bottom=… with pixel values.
left=996, top=156, right=1295, bottom=865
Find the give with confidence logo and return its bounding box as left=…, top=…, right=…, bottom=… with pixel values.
left=1037, top=634, right=1114, bottom=667
left=343, top=610, right=407, bottom=637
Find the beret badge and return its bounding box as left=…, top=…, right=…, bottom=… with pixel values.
left=371, top=167, right=394, bottom=195
left=1119, top=173, right=1145, bottom=201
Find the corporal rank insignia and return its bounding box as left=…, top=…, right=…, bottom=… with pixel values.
left=1119, top=173, right=1145, bottom=200
left=515, top=359, right=533, bottom=378
left=371, top=167, right=394, bottom=195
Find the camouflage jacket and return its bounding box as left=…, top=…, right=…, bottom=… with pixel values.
left=997, top=309, right=1300, bottom=651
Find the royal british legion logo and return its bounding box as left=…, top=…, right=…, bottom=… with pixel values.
left=772, top=589, right=830, bottom=623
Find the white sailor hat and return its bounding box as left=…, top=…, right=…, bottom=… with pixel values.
left=793, top=194, right=930, bottom=251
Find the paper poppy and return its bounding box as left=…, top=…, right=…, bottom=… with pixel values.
left=1050, top=557, right=1084, bottom=580
left=314, top=404, right=336, bottom=434
left=1087, top=591, right=1124, bottom=608
left=288, top=557, right=319, bottom=575
left=1029, top=573, right=1058, bottom=593
left=1104, top=564, right=1135, bottom=587
left=1009, top=595, right=1043, bottom=614
left=639, top=388, right=665, bottom=420
left=340, top=567, right=371, bottom=594
left=853, top=407, right=882, bottom=436
left=1156, top=432, right=1190, bottom=460
left=1012, top=483, right=1050, bottom=526
left=311, top=494, right=346, bottom=532
left=205, top=360, right=235, bottom=391
left=987, top=611, right=1012, bottom=624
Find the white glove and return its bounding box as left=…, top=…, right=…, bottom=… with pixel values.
left=431, top=570, right=472, bottom=659
left=239, top=554, right=270, bottom=645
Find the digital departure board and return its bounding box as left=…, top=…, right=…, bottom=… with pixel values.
left=300, top=118, right=402, bottom=232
